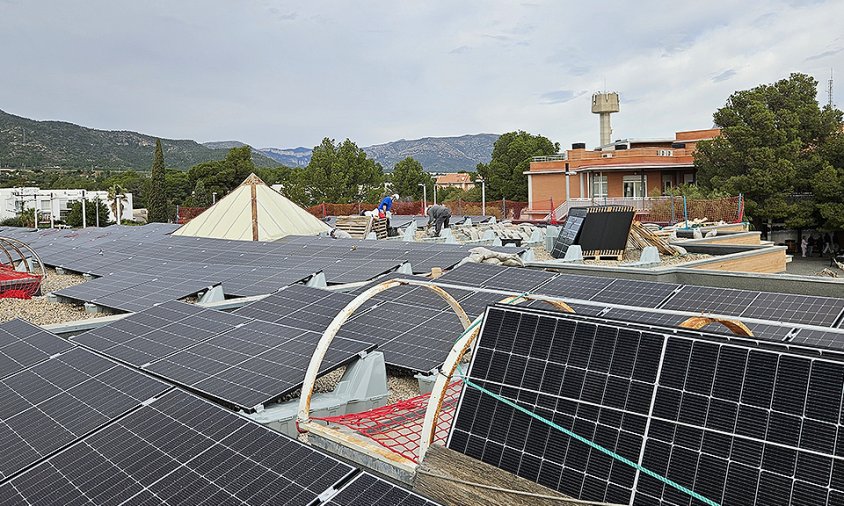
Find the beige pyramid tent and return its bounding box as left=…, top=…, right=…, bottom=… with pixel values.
left=173, top=173, right=331, bottom=241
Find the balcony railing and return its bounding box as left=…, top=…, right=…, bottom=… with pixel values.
left=531, top=154, right=567, bottom=162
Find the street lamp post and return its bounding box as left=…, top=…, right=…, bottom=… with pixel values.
left=433, top=184, right=437, bottom=206
left=212, top=192, right=217, bottom=205
left=95, top=194, right=100, bottom=227
left=81, top=190, right=87, bottom=229
left=478, top=177, right=486, bottom=217
left=418, top=183, right=427, bottom=215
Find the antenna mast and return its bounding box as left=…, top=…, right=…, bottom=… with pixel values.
left=829, top=69, right=834, bottom=108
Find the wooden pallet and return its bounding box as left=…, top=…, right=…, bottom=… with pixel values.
left=582, top=249, right=625, bottom=261
left=334, top=215, right=388, bottom=239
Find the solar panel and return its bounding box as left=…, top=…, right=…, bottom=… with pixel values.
left=449, top=306, right=844, bottom=505
left=0, top=389, right=356, bottom=505
left=72, top=301, right=250, bottom=367
left=0, top=319, right=73, bottom=379
left=234, top=284, right=357, bottom=332
left=534, top=273, right=615, bottom=301
left=54, top=271, right=218, bottom=312
left=339, top=301, right=466, bottom=372
left=789, top=328, right=844, bottom=350
left=436, top=262, right=505, bottom=287
left=482, top=266, right=557, bottom=292
left=146, top=320, right=374, bottom=410
left=740, top=292, right=844, bottom=327
left=660, top=285, right=760, bottom=317
left=326, top=472, right=442, bottom=505
left=0, top=347, right=170, bottom=481
left=590, top=279, right=679, bottom=308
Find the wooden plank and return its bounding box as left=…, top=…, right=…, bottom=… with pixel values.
left=414, top=446, right=589, bottom=506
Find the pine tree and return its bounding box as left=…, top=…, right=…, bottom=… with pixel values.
left=147, top=139, right=168, bottom=222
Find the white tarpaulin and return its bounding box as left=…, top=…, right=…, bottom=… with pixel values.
left=173, top=173, right=330, bottom=241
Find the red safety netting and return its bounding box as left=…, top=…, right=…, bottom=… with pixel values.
left=0, top=266, right=42, bottom=299
left=176, top=207, right=209, bottom=224
left=312, top=381, right=464, bottom=463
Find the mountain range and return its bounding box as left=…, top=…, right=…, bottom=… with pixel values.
left=206, top=134, right=499, bottom=172
left=0, top=109, right=498, bottom=172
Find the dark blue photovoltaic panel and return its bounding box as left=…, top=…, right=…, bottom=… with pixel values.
left=0, top=319, right=73, bottom=379
left=0, top=389, right=357, bottom=505
left=145, top=320, right=373, bottom=410
left=327, top=472, right=442, bottom=505
left=0, top=347, right=170, bottom=481
left=72, top=300, right=250, bottom=366
left=449, top=306, right=844, bottom=505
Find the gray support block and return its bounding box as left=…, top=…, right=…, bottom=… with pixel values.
left=306, top=272, right=327, bottom=288
left=563, top=245, right=583, bottom=261
left=197, top=284, right=224, bottom=304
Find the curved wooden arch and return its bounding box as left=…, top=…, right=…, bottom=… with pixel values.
left=297, top=279, right=471, bottom=426
left=679, top=316, right=754, bottom=337
left=418, top=294, right=575, bottom=461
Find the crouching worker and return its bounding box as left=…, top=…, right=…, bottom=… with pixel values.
left=426, top=204, right=452, bottom=237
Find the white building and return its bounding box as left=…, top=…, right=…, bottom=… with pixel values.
left=0, top=188, right=134, bottom=225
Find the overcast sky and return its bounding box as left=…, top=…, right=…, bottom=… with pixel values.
left=1, top=0, right=842, bottom=150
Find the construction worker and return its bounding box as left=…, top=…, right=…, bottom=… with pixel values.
left=378, top=193, right=399, bottom=228
left=426, top=204, right=451, bottom=237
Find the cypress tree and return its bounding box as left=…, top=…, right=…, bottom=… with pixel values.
left=147, top=139, right=168, bottom=222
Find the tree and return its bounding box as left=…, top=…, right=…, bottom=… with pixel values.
left=184, top=180, right=212, bottom=207
left=476, top=131, right=559, bottom=201
left=303, top=138, right=384, bottom=204
left=146, top=139, right=168, bottom=222
left=695, top=73, right=844, bottom=229
left=64, top=200, right=110, bottom=228
left=390, top=157, right=432, bottom=199
left=186, top=146, right=256, bottom=197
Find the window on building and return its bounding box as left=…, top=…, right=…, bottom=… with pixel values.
left=662, top=174, right=674, bottom=191
left=623, top=175, right=647, bottom=198
left=657, top=149, right=674, bottom=157
left=683, top=173, right=695, bottom=184
left=591, top=175, right=608, bottom=197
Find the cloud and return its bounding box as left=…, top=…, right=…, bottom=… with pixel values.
left=0, top=0, right=842, bottom=149
left=712, top=68, right=738, bottom=82
left=805, top=47, right=843, bottom=61
left=540, top=90, right=586, bottom=104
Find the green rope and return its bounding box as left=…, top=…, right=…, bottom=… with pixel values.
left=450, top=297, right=720, bottom=506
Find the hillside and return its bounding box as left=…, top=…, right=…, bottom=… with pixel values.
left=363, top=134, right=498, bottom=172
left=0, top=110, right=275, bottom=169
left=254, top=134, right=499, bottom=172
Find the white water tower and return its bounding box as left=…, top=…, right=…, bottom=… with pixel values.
left=592, top=92, right=620, bottom=147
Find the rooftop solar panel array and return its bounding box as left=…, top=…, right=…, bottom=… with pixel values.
left=449, top=306, right=844, bottom=505
left=147, top=320, right=373, bottom=410
left=73, top=301, right=373, bottom=410
left=237, top=284, right=468, bottom=372
left=8, top=223, right=526, bottom=309
left=0, top=347, right=171, bottom=481
left=0, top=319, right=73, bottom=379
left=72, top=301, right=250, bottom=367
left=0, top=386, right=435, bottom=506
